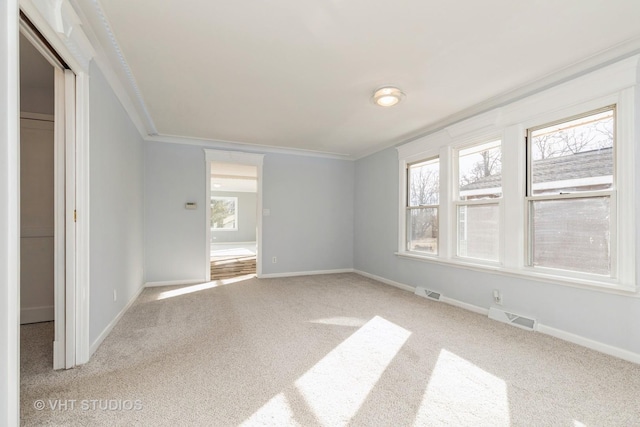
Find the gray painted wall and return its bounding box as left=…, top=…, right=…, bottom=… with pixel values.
left=144, top=142, right=207, bottom=283
left=89, top=63, right=145, bottom=346
left=144, top=145, right=355, bottom=280
left=262, top=154, right=354, bottom=275
left=211, top=191, right=257, bottom=243
left=354, top=147, right=640, bottom=355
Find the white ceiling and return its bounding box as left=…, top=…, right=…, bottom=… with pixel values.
left=81, top=0, right=640, bottom=157
left=211, top=162, right=257, bottom=193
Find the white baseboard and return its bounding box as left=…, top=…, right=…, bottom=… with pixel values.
left=90, top=284, right=145, bottom=356
left=536, top=324, right=640, bottom=365
left=440, top=296, right=489, bottom=316
left=20, top=305, right=54, bottom=324
left=354, top=270, right=640, bottom=364
left=354, top=270, right=414, bottom=292
left=259, top=268, right=354, bottom=279
left=144, top=279, right=205, bottom=287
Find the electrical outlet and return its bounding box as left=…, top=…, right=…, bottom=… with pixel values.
left=113, top=289, right=117, bottom=302
left=493, top=289, right=502, bottom=305
left=272, top=256, right=277, bottom=263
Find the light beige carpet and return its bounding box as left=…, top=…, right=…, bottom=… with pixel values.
left=20, top=273, right=640, bottom=426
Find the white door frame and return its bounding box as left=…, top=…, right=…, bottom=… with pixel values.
left=204, top=150, right=264, bottom=280
left=20, top=0, right=93, bottom=367
left=63, top=68, right=76, bottom=368
left=21, top=19, right=76, bottom=370
left=2, top=1, right=21, bottom=424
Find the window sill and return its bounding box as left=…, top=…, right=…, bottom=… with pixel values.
left=395, top=251, right=638, bottom=297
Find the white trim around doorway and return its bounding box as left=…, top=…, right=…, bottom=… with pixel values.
left=204, top=150, right=264, bottom=281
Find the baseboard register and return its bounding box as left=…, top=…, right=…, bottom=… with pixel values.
left=414, top=287, right=537, bottom=331
left=488, top=307, right=537, bottom=331
left=414, top=286, right=441, bottom=301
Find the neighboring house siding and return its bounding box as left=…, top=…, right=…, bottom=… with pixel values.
left=459, top=147, right=612, bottom=269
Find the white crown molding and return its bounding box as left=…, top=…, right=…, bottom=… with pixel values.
left=85, top=0, right=157, bottom=134
left=149, top=133, right=353, bottom=160
left=381, top=35, right=640, bottom=161
left=67, top=0, right=157, bottom=137
left=21, top=0, right=95, bottom=72
left=40, top=1, right=640, bottom=162
left=397, top=53, right=640, bottom=157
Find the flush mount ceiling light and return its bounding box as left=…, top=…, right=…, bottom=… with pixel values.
left=372, top=86, right=405, bottom=107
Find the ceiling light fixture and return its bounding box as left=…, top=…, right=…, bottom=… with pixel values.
left=372, top=86, right=405, bottom=107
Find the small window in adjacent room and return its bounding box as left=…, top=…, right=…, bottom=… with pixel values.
left=407, top=157, right=439, bottom=254
left=456, top=140, right=502, bottom=262
left=526, top=107, right=615, bottom=276
left=211, top=196, right=238, bottom=231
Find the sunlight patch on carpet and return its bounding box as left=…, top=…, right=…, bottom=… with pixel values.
left=240, top=393, right=300, bottom=427
left=295, top=316, right=411, bottom=426
left=308, top=317, right=367, bottom=327
left=414, top=349, right=510, bottom=426
left=155, top=274, right=255, bottom=300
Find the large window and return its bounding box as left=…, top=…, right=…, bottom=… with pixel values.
left=407, top=157, right=439, bottom=254
left=397, top=64, right=636, bottom=292
left=526, top=107, right=615, bottom=276
left=211, top=196, right=238, bottom=231
left=456, top=140, right=502, bottom=262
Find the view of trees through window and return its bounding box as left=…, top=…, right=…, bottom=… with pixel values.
left=530, top=108, right=614, bottom=195
left=211, top=197, right=237, bottom=230
left=407, top=158, right=439, bottom=254
left=459, top=140, right=502, bottom=200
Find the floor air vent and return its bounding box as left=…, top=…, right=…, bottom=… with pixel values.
left=414, top=287, right=441, bottom=301
left=488, top=307, right=536, bottom=331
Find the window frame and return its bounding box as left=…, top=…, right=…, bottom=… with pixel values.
left=453, top=138, right=503, bottom=264
left=396, top=59, right=637, bottom=294
left=210, top=196, right=239, bottom=231
left=405, top=156, right=440, bottom=255
left=524, top=106, right=617, bottom=280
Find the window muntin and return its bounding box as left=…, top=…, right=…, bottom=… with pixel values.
left=527, top=107, right=615, bottom=277
left=455, top=140, right=502, bottom=262
left=407, top=157, right=439, bottom=254
left=211, top=196, right=238, bottom=231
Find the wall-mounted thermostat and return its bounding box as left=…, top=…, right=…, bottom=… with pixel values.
left=185, top=202, right=197, bottom=210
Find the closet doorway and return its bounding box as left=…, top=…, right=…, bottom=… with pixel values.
left=20, top=19, right=77, bottom=370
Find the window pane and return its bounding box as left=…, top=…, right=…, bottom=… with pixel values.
left=459, top=140, right=502, bottom=200
left=531, top=197, right=610, bottom=275
left=211, top=197, right=237, bottom=229
left=457, top=204, right=499, bottom=261
left=530, top=109, right=614, bottom=195
left=408, top=207, right=438, bottom=254
left=408, top=158, right=439, bottom=206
